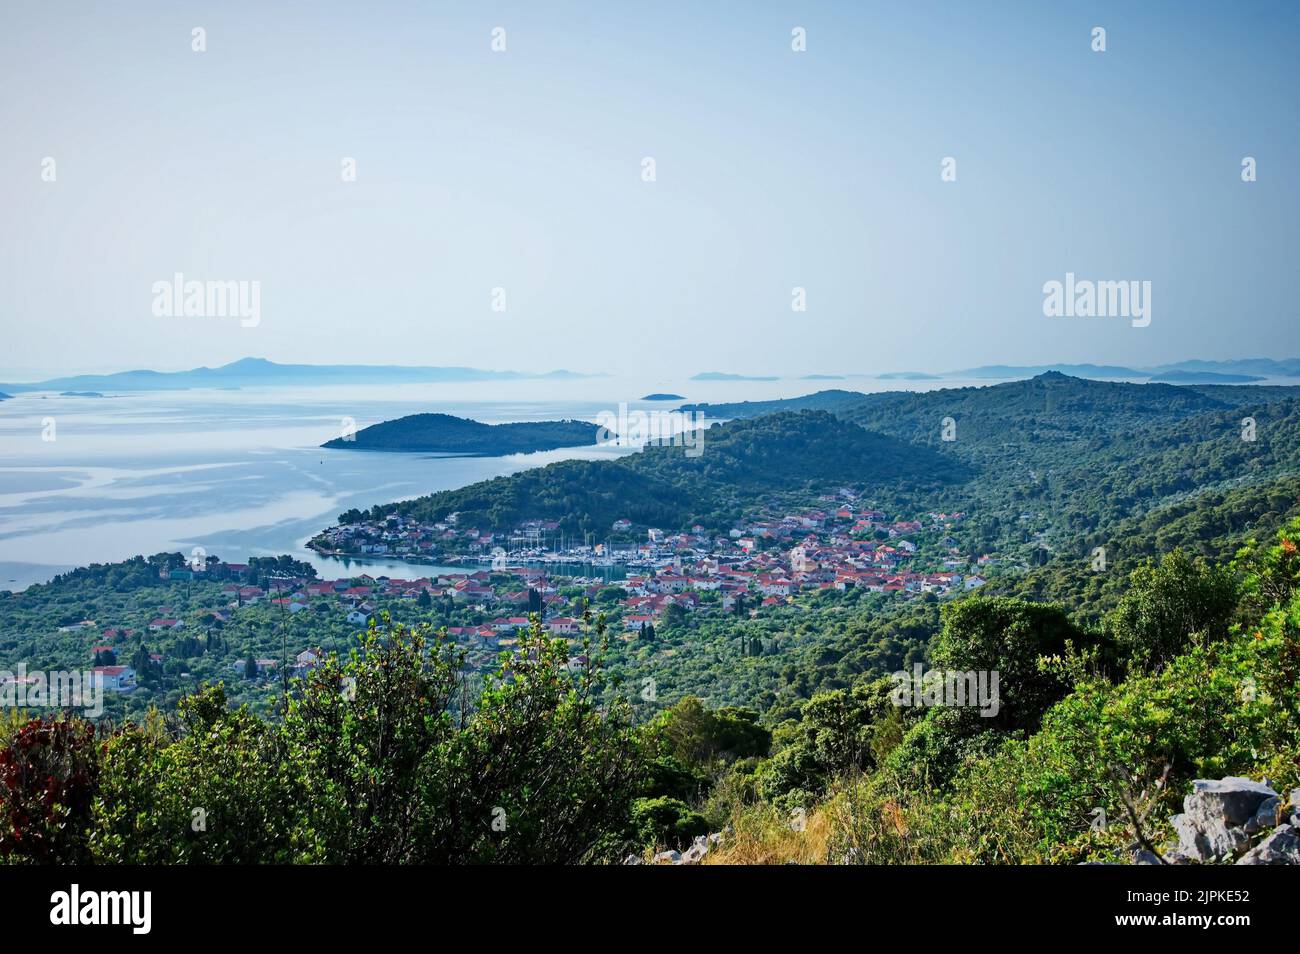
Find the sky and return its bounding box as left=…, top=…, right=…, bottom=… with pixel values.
left=2, top=1, right=1298, bottom=379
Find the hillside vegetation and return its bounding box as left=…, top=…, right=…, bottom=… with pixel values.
left=350, top=411, right=970, bottom=534
left=323, top=413, right=601, bottom=456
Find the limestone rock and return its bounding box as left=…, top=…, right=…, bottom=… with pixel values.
left=1244, top=796, right=1281, bottom=835
left=1171, top=777, right=1276, bottom=861
left=680, top=838, right=709, bottom=865
left=1237, top=825, right=1300, bottom=865
left=1186, top=777, right=1277, bottom=826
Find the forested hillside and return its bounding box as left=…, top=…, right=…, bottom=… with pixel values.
left=352, top=411, right=970, bottom=534
left=322, top=413, right=601, bottom=455
left=5, top=520, right=1299, bottom=865
left=6, top=375, right=1300, bottom=866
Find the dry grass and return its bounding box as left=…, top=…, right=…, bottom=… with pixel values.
left=704, top=803, right=833, bottom=865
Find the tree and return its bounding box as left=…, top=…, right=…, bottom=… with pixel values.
left=647, top=696, right=770, bottom=772
left=1106, top=549, right=1238, bottom=673
left=244, top=651, right=258, bottom=680
left=91, top=687, right=299, bottom=863
left=1236, top=518, right=1300, bottom=621
left=283, top=617, right=461, bottom=863
left=661, top=603, right=686, bottom=628
left=931, top=596, right=1086, bottom=733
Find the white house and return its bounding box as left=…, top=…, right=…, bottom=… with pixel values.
left=90, top=666, right=137, bottom=693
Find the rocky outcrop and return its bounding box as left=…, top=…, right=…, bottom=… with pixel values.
left=1160, top=777, right=1299, bottom=865
left=625, top=829, right=729, bottom=865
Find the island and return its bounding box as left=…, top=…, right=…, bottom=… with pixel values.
left=1148, top=370, right=1264, bottom=384
left=640, top=393, right=684, bottom=401
left=321, top=412, right=605, bottom=456
left=690, top=371, right=780, bottom=382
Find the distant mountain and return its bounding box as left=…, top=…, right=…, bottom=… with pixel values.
left=929, top=359, right=1300, bottom=381
left=691, top=372, right=780, bottom=382
left=0, top=357, right=602, bottom=393
left=1148, top=370, right=1263, bottom=384
left=1149, top=358, right=1300, bottom=377
left=641, top=393, right=684, bottom=401
left=322, top=413, right=602, bottom=456
left=952, top=363, right=1144, bottom=379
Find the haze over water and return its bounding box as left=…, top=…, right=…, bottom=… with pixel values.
left=1, top=370, right=1243, bottom=590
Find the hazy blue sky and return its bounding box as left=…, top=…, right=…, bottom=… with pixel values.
left=2, top=1, right=1297, bottom=378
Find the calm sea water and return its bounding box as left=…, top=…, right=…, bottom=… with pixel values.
left=0, top=373, right=1032, bottom=590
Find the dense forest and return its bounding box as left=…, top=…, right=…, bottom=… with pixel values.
left=352, top=410, right=968, bottom=535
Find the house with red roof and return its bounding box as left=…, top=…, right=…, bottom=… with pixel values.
left=91, top=666, right=137, bottom=693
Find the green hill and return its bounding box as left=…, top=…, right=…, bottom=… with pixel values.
left=322, top=413, right=601, bottom=455
left=355, top=410, right=971, bottom=534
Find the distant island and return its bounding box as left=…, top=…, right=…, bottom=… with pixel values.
left=0, top=357, right=604, bottom=394
left=641, top=393, right=684, bottom=401
left=59, top=391, right=105, bottom=398
left=680, top=389, right=866, bottom=418
left=1148, top=370, right=1264, bottom=384
left=9, top=356, right=1297, bottom=396
left=954, top=363, right=1144, bottom=379
left=322, top=412, right=604, bottom=456
left=940, top=359, right=1300, bottom=381
left=691, top=371, right=780, bottom=382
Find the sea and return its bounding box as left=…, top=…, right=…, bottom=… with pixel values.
left=0, top=371, right=1217, bottom=591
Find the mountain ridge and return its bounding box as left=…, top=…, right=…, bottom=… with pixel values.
left=0, top=357, right=603, bottom=393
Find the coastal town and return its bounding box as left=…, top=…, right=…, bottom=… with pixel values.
left=308, top=491, right=993, bottom=638
left=9, top=493, right=1002, bottom=706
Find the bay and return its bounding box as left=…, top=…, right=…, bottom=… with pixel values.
left=0, top=373, right=1001, bottom=591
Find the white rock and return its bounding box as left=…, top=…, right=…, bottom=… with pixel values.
left=1237, top=825, right=1300, bottom=865
left=681, top=843, right=709, bottom=865
left=1186, top=777, right=1277, bottom=827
